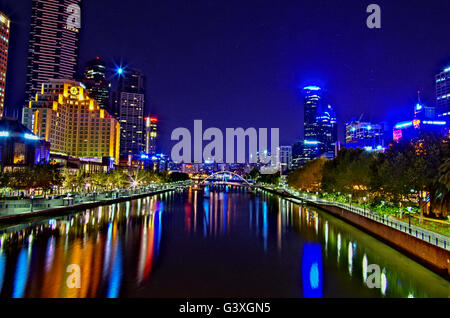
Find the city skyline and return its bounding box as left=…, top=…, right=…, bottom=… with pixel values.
left=0, top=0, right=449, bottom=154
left=0, top=0, right=448, bottom=304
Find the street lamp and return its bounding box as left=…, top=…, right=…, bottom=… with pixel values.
left=363, top=196, right=367, bottom=213
left=349, top=194, right=352, bottom=207
left=407, top=206, right=412, bottom=233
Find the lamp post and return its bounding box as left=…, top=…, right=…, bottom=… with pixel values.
left=363, top=196, right=367, bottom=213
left=349, top=194, right=352, bottom=207
left=407, top=206, right=412, bottom=233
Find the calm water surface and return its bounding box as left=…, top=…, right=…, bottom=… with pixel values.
left=0, top=186, right=448, bottom=298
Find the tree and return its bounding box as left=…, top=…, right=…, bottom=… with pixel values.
left=288, top=158, right=327, bottom=192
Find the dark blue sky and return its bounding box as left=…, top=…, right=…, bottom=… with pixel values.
left=1, top=0, right=449, bottom=153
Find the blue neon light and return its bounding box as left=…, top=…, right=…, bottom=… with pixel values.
left=395, top=121, right=413, bottom=129
left=423, top=121, right=446, bottom=125
left=0, top=131, right=9, bottom=137
left=304, top=140, right=320, bottom=145
left=303, top=86, right=321, bottom=91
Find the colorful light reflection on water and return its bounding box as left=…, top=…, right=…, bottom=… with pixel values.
left=0, top=187, right=448, bottom=298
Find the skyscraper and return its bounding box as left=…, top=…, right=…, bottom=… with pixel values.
left=25, top=0, right=81, bottom=105
left=436, top=67, right=450, bottom=119
left=316, top=104, right=337, bottom=156
left=82, top=57, right=110, bottom=112
left=145, top=116, right=158, bottom=155
left=0, top=12, right=10, bottom=119
left=113, top=68, right=145, bottom=159
left=22, top=79, right=120, bottom=163
left=302, top=86, right=337, bottom=163
left=303, top=86, right=322, bottom=144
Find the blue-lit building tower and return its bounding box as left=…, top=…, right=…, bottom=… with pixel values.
left=301, top=86, right=322, bottom=163
left=300, top=86, right=338, bottom=164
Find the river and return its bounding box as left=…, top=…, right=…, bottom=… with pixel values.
left=0, top=186, right=448, bottom=298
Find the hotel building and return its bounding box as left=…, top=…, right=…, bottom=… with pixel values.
left=22, top=79, right=120, bottom=164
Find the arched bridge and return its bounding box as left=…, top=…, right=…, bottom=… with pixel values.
left=196, top=171, right=254, bottom=187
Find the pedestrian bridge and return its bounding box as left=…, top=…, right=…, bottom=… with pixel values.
left=192, top=171, right=254, bottom=189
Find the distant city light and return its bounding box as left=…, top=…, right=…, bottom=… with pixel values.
left=415, top=103, right=423, bottom=110
left=304, top=140, right=320, bottom=145
left=24, top=133, right=39, bottom=140
left=394, top=121, right=413, bottom=129
left=444, top=67, right=450, bottom=73
left=0, top=131, right=9, bottom=137
left=423, top=120, right=446, bottom=125
left=117, top=67, right=123, bottom=75
left=303, top=86, right=321, bottom=91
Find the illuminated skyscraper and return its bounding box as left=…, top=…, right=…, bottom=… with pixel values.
left=113, top=67, right=145, bottom=158
left=22, top=79, right=120, bottom=163
left=301, top=86, right=337, bottom=163
left=303, top=86, right=322, bottom=144
left=145, top=116, right=158, bottom=154
left=316, top=104, right=337, bottom=156
left=436, top=67, right=450, bottom=119
left=25, top=0, right=81, bottom=105
left=0, top=12, right=10, bottom=118
left=82, top=57, right=110, bottom=112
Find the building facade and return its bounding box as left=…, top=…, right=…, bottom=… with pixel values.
left=436, top=67, right=450, bottom=120
left=345, top=120, right=384, bottom=150
left=25, top=0, right=81, bottom=105
left=0, top=12, right=10, bottom=119
left=279, top=145, right=292, bottom=173
left=82, top=57, right=110, bottom=112
left=22, top=79, right=120, bottom=163
left=0, top=118, right=49, bottom=170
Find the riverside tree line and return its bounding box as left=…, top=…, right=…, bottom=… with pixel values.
left=287, top=132, right=450, bottom=219
left=0, top=166, right=190, bottom=198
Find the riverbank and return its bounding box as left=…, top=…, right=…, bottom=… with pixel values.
left=257, top=186, right=450, bottom=280
left=0, top=184, right=188, bottom=224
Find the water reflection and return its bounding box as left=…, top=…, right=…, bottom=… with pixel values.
left=302, top=243, right=323, bottom=298
left=0, top=186, right=447, bottom=298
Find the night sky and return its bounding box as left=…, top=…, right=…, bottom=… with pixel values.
left=1, top=0, right=449, bottom=153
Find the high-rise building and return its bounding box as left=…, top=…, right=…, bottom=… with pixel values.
left=82, top=57, right=110, bottom=112
left=302, top=86, right=337, bottom=163
left=0, top=12, right=10, bottom=118
left=345, top=120, right=384, bottom=150
left=316, top=104, right=337, bottom=156
left=436, top=67, right=450, bottom=120
left=22, top=79, right=120, bottom=163
left=113, top=68, right=145, bottom=159
left=25, top=0, right=81, bottom=105
left=303, top=86, right=321, bottom=144
left=145, top=116, right=158, bottom=155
